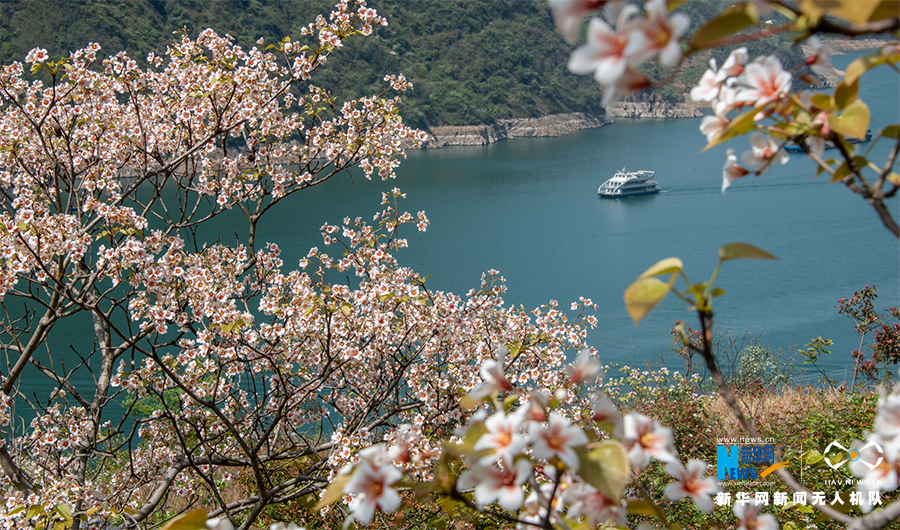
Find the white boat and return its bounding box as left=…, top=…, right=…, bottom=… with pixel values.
left=598, top=168, right=660, bottom=198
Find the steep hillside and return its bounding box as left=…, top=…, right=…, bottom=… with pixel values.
left=0, top=0, right=801, bottom=130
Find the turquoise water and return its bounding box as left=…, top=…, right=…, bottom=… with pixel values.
left=21, top=51, right=900, bottom=410
left=257, top=51, right=899, bottom=380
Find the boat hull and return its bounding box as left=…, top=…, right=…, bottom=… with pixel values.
left=598, top=188, right=660, bottom=198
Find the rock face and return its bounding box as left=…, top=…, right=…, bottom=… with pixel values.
left=421, top=112, right=608, bottom=148
left=606, top=101, right=703, bottom=118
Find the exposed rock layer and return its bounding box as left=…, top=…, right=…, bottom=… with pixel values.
left=421, top=112, right=608, bottom=148
left=606, top=101, right=703, bottom=119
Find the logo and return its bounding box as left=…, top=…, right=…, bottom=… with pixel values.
left=823, top=438, right=883, bottom=471
left=716, top=444, right=777, bottom=480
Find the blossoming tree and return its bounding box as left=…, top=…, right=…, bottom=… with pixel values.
left=0, top=1, right=591, bottom=529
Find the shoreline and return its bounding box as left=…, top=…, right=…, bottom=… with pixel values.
left=418, top=101, right=702, bottom=149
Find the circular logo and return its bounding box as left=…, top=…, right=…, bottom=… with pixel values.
left=823, top=439, right=883, bottom=470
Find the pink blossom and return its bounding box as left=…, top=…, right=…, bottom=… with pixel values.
left=343, top=459, right=403, bottom=524
left=741, top=132, right=789, bottom=172
left=467, top=347, right=515, bottom=400
left=735, top=55, right=792, bottom=107
left=566, top=348, right=603, bottom=384
left=529, top=412, right=589, bottom=470
left=690, top=60, right=719, bottom=102
left=663, top=459, right=720, bottom=512
left=699, top=114, right=728, bottom=143
left=25, top=47, right=49, bottom=64
left=458, top=458, right=532, bottom=511
left=848, top=435, right=899, bottom=512
left=625, top=0, right=690, bottom=66
left=565, top=481, right=626, bottom=526
left=805, top=36, right=843, bottom=77
left=716, top=47, right=748, bottom=83
left=549, top=0, right=612, bottom=43
left=474, top=409, right=528, bottom=465
left=875, top=392, right=900, bottom=439
left=601, top=65, right=650, bottom=107
left=590, top=393, right=622, bottom=429
left=722, top=148, right=750, bottom=194
left=567, top=5, right=639, bottom=85
left=621, top=411, right=676, bottom=467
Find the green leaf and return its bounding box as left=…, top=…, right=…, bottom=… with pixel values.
left=843, top=53, right=892, bottom=87
left=828, top=99, right=870, bottom=140
left=339, top=302, right=352, bottom=316
left=801, top=0, right=892, bottom=24
left=459, top=394, right=480, bottom=411
left=160, top=509, right=208, bottom=530
left=25, top=506, right=42, bottom=520
left=829, top=156, right=868, bottom=183
left=637, top=257, right=683, bottom=279
left=833, top=79, right=858, bottom=110
left=460, top=419, right=489, bottom=452
left=711, top=287, right=726, bottom=297
left=314, top=473, right=352, bottom=511
left=805, top=449, right=823, bottom=465
left=627, top=499, right=663, bottom=517
left=718, top=242, right=778, bottom=262
left=703, top=107, right=758, bottom=151
left=577, top=441, right=630, bottom=500
left=880, top=124, right=899, bottom=139
left=54, top=504, right=72, bottom=523
left=690, top=3, right=758, bottom=50
left=624, top=277, right=673, bottom=325
left=810, top=93, right=833, bottom=110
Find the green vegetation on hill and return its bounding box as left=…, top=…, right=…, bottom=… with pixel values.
left=0, top=0, right=607, bottom=128
left=0, top=0, right=801, bottom=128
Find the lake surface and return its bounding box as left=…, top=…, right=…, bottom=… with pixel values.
left=258, top=50, right=899, bottom=381
left=24, top=51, right=900, bottom=409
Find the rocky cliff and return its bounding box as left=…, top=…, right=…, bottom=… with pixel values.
left=419, top=100, right=706, bottom=147
left=606, top=101, right=702, bottom=119
left=421, top=112, right=608, bottom=148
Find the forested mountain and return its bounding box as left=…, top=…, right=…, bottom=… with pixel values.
left=0, top=0, right=797, bottom=128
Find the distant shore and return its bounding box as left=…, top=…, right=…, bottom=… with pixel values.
left=418, top=101, right=703, bottom=148
left=418, top=38, right=895, bottom=148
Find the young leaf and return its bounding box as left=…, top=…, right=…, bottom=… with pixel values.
left=833, top=79, right=858, bottom=110
left=828, top=99, right=870, bottom=140
left=690, top=3, right=758, bottom=50
left=638, top=257, right=683, bottom=279
left=703, top=107, right=757, bottom=151
left=880, top=124, right=899, bottom=139
left=718, top=242, right=778, bottom=262
left=577, top=441, right=629, bottom=500
left=809, top=93, right=832, bottom=110
left=627, top=498, right=665, bottom=518
left=314, top=473, right=353, bottom=511
left=624, top=277, right=673, bottom=325
left=829, top=156, right=869, bottom=183
left=843, top=53, right=892, bottom=87
left=160, top=509, right=208, bottom=530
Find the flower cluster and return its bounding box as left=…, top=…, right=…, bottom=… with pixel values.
left=552, top=0, right=690, bottom=105
left=0, top=1, right=434, bottom=527
left=328, top=351, right=721, bottom=528
left=688, top=47, right=798, bottom=192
